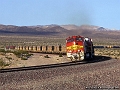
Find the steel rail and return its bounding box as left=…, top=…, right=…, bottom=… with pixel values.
left=0, top=55, right=110, bottom=73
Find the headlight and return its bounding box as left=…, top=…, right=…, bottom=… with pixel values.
left=78, top=50, right=81, bottom=52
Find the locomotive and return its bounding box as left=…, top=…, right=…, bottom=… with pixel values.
left=66, top=35, right=94, bottom=61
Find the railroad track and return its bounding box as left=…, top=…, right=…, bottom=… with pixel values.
left=0, top=61, right=84, bottom=73
left=0, top=56, right=119, bottom=90
left=0, top=55, right=111, bottom=73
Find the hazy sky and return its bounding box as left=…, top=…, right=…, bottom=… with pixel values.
left=0, top=0, right=120, bottom=29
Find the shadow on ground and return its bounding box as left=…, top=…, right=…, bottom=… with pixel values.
left=84, top=55, right=112, bottom=63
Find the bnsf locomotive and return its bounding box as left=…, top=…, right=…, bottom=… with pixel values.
left=66, top=35, right=94, bottom=61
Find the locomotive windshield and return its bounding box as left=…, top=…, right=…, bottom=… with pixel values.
left=75, top=37, right=83, bottom=41
left=67, top=38, right=74, bottom=42
left=66, top=37, right=83, bottom=42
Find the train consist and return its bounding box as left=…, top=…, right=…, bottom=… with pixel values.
left=5, top=35, right=120, bottom=62
left=15, top=45, right=66, bottom=54
left=66, top=35, right=94, bottom=61
left=6, top=35, right=94, bottom=61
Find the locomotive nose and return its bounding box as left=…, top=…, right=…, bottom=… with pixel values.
left=73, top=42, right=78, bottom=45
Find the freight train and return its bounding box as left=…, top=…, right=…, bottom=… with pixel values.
left=7, top=35, right=94, bottom=61
left=66, top=35, right=94, bottom=61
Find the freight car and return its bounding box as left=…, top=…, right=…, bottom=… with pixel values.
left=66, top=35, right=94, bottom=61
left=15, top=45, right=66, bottom=54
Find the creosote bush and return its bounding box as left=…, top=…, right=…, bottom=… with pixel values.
left=21, top=57, right=28, bottom=60
left=59, top=53, right=63, bottom=57
left=44, top=55, right=50, bottom=58
left=13, top=50, right=32, bottom=60
left=0, top=58, right=10, bottom=68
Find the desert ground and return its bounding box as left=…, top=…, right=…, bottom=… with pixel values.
left=0, top=53, right=70, bottom=69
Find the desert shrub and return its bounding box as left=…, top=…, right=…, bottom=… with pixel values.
left=0, top=59, right=5, bottom=67
left=0, top=58, right=10, bottom=68
left=13, top=50, right=33, bottom=60
left=0, top=49, right=5, bottom=52
left=13, top=51, right=22, bottom=57
left=21, top=57, right=28, bottom=60
left=59, top=53, right=63, bottom=57
left=44, top=55, right=50, bottom=58
left=5, top=57, right=12, bottom=60
left=26, top=53, right=33, bottom=58
left=0, top=49, right=12, bottom=54
left=13, top=50, right=29, bottom=58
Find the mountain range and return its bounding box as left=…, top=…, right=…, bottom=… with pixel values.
left=0, top=24, right=120, bottom=39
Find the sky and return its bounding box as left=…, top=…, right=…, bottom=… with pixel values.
left=0, top=0, right=120, bottom=29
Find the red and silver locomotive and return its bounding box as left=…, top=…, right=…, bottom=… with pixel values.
left=66, top=35, right=94, bottom=61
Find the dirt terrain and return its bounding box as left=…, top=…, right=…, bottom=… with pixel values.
left=0, top=24, right=120, bottom=89
left=0, top=57, right=120, bottom=90
left=1, top=53, right=70, bottom=68
left=16, top=53, right=70, bottom=67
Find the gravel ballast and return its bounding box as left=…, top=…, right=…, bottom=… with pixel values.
left=0, top=58, right=120, bottom=90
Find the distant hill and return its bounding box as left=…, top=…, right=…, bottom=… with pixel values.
left=0, top=24, right=120, bottom=39
left=0, top=24, right=68, bottom=36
